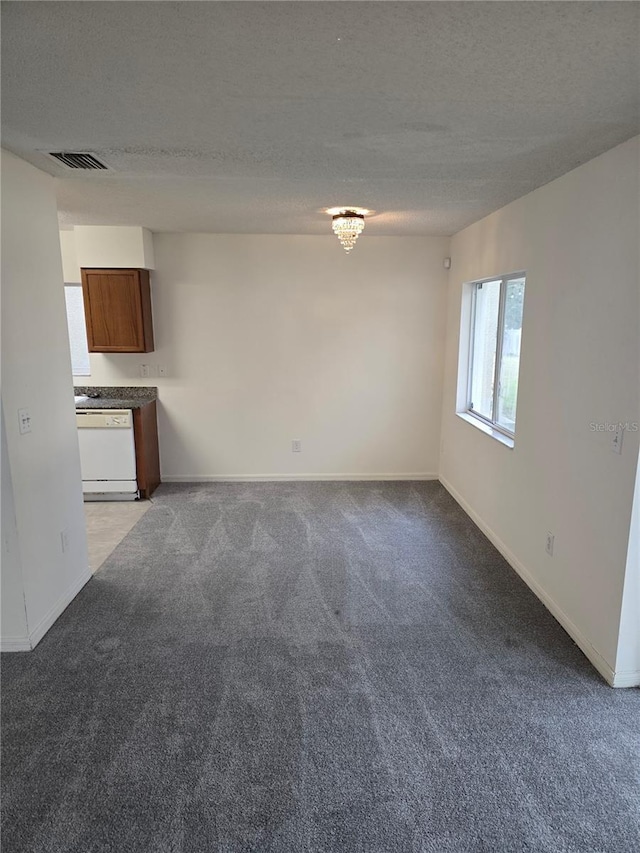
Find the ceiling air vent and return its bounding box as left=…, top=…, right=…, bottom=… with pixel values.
left=49, top=152, right=108, bottom=170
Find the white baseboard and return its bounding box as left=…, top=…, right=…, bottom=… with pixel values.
left=0, top=636, right=31, bottom=652
left=611, top=669, right=640, bottom=688
left=439, top=476, right=637, bottom=689
left=1, top=568, right=93, bottom=653
left=161, top=473, right=439, bottom=483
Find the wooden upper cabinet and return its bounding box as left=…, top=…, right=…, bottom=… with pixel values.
left=81, top=268, right=155, bottom=353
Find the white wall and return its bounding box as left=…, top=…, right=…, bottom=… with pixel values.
left=74, top=234, right=449, bottom=480
left=439, top=137, right=640, bottom=685
left=74, top=225, right=155, bottom=270
left=616, top=453, right=640, bottom=680
left=1, top=150, right=90, bottom=650
left=1, top=404, right=28, bottom=644
left=60, top=229, right=81, bottom=282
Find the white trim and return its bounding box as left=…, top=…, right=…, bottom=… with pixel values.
left=27, top=568, right=92, bottom=650
left=161, top=473, right=439, bottom=483
left=439, top=475, right=629, bottom=688
left=0, top=636, right=31, bottom=652
left=456, top=412, right=515, bottom=448
left=611, top=670, right=640, bottom=688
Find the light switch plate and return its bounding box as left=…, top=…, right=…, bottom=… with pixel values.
left=611, top=425, right=624, bottom=454
left=18, top=408, right=32, bottom=435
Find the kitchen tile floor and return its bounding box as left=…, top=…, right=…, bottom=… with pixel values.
left=84, top=500, right=151, bottom=573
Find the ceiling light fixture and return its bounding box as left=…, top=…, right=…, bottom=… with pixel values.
left=326, top=207, right=371, bottom=254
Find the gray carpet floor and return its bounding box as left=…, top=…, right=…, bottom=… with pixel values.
left=2, top=481, right=639, bottom=852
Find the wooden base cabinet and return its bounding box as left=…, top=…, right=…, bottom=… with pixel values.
left=133, top=401, right=161, bottom=498
left=81, top=268, right=155, bottom=353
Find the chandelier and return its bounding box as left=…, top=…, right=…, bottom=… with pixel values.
left=326, top=207, right=370, bottom=254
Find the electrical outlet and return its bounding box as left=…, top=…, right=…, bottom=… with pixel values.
left=292, top=439, right=302, bottom=453
left=60, top=529, right=70, bottom=553
left=140, top=364, right=150, bottom=378
left=611, top=425, right=624, bottom=455
left=545, top=532, right=554, bottom=557
left=18, top=408, right=32, bottom=435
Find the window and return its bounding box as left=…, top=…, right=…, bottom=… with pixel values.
left=64, top=285, right=91, bottom=376
left=465, top=273, right=525, bottom=438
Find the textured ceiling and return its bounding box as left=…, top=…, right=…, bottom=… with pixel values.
left=2, top=1, right=639, bottom=236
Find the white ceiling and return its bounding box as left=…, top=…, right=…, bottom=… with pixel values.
left=2, top=1, right=639, bottom=236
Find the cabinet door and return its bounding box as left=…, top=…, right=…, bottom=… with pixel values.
left=82, top=269, right=153, bottom=352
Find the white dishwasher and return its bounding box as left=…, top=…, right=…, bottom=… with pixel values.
left=77, top=409, right=138, bottom=500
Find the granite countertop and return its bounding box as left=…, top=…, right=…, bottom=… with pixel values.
left=74, top=386, right=158, bottom=410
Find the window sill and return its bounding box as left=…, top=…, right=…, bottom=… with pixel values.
left=456, top=412, right=515, bottom=449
